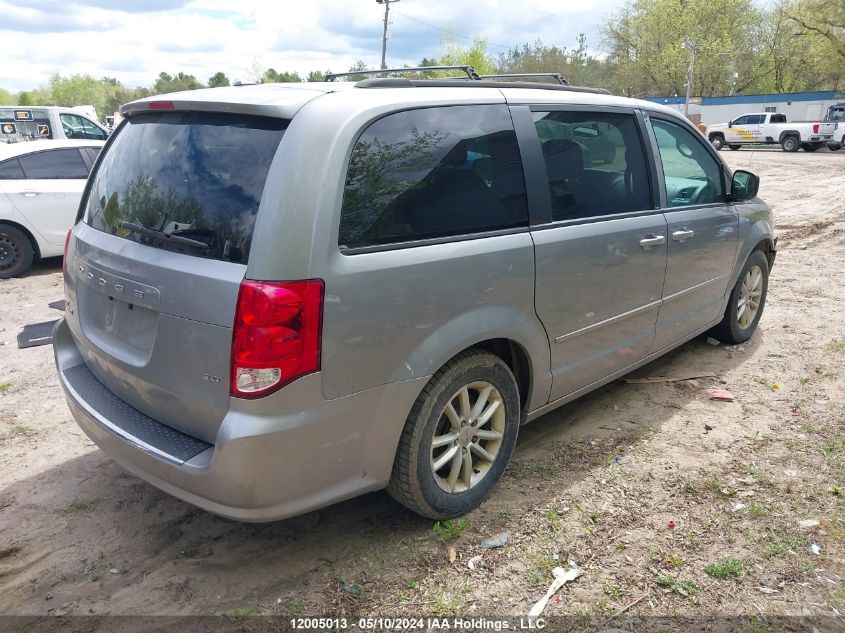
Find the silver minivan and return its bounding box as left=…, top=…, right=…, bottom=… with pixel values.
left=54, top=75, right=775, bottom=521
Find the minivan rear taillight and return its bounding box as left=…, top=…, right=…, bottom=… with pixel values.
left=62, top=228, right=72, bottom=277
left=231, top=279, right=324, bottom=399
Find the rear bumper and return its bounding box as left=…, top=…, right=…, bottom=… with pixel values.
left=53, top=318, right=427, bottom=522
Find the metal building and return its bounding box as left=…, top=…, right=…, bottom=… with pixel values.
left=644, top=90, right=843, bottom=125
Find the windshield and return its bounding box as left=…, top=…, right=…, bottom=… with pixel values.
left=83, top=111, right=287, bottom=264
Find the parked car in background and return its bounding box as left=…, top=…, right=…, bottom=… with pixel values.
left=825, top=103, right=844, bottom=151
left=1, top=106, right=109, bottom=144
left=55, top=77, right=775, bottom=523
left=706, top=112, right=835, bottom=152
left=0, top=139, right=103, bottom=277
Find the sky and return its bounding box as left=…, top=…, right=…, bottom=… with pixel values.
left=0, top=0, right=628, bottom=92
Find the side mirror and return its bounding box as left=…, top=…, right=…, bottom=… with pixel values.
left=731, top=170, right=759, bottom=201
left=727, top=120, right=733, bottom=128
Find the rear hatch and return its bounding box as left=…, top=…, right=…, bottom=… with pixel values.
left=65, top=109, right=287, bottom=443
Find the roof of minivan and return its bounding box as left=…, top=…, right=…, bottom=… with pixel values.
left=122, top=81, right=686, bottom=122
left=0, top=139, right=105, bottom=160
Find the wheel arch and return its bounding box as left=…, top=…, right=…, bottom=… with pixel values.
left=778, top=130, right=800, bottom=144
left=396, top=307, right=552, bottom=414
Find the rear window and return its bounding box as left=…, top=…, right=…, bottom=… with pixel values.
left=83, top=111, right=286, bottom=264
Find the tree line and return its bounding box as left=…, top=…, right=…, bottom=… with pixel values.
left=0, top=0, right=841, bottom=119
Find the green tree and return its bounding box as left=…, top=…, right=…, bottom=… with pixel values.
left=152, top=72, right=203, bottom=94
left=207, top=72, right=230, bottom=88
left=0, top=88, right=15, bottom=105
left=346, top=60, right=370, bottom=81
left=439, top=35, right=496, bottom=76
left=306, top=70, right=326, bottom=82
left=48, top=73, right=107, bottom=116
left=262, top=69, right=302, bottom=83
left=603, top=0, right=762, bottom=97
left=787, top=0, right=845, bottom=63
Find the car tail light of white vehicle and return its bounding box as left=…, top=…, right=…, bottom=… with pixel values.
left=231, top=279, right=324, bottom=399
left=813, top=123, right=820, bottom=134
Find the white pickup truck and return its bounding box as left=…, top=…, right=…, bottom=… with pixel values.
left=706, top=112, right=836, bottom=152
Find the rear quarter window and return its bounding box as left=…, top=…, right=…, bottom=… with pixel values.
left=339, top=104, right=528, bottom=250
left=83, top=111, right=287, bottom=264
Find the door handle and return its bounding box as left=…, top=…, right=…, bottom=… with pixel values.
left=21, top=191, right=39, bottom=197
left=639, top=234, right=665, bottom=249
left=672, top=229, right=695, bottom=242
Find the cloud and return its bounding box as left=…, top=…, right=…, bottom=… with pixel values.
left=0, top=0, right=627, bottom=93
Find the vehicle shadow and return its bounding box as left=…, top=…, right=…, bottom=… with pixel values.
left=20, top=256, right=62, bottom=279
left=0, top=330, right=764, bottom=615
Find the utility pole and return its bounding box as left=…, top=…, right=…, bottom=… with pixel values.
left=376, top=0, right=400, bottom=70
left=683, top=39, right=697, bottom=119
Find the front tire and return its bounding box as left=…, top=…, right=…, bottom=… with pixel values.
left=710, top=250, right=769, bottom=345
left=728, top=144, right=741, bottom=151
left=0, top=224, right=34, bottom=279
left=387, top=350, right=520, bottom=519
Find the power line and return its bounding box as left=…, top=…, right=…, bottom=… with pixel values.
left=391, top=10, right=513, bottom=51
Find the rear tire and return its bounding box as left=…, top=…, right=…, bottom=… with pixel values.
left=781, top=136, right=799, bottom=152
left=709, top=135, right=725, bottom=151
left=829, top=142, right=842, bottom=152
left=387, top=350, right=520, bottom=520
left=728, top=144, right=741, bottom=151
left=0, top=224, right=34, bottom=279
left=710, top=250, right=769, bottom=345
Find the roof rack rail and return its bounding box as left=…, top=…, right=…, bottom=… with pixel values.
left=326, top=65, right=480, bottom=82
left=479, top=73, right=569, bottom=86
left=354, top=78, right=611, bottom=95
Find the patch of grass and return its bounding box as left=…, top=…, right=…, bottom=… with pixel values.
left=66, top=497, right=102, bottom=512
left=831, top=485, right=843, bottom=496
left=0, top=382, right=11, bottom=393
left=664, top=553, right=685, bottom=568
left=285, top=600, right=306, bottom=616
left=4, top=425, right=34, bottom=438
left=702, top=471, right=735, bottom=498
left=766, top=532, right=806, bottom=558
left=799, top=376, right=811, bottom=385
left=826, top=339, right=844, bottom=354
left=602, top=583, right=622, bottom=598
left=749, top=503, right=771, bottom=519
left=744, top=463, right=775, bottom=488
left=227, top=605, right=260, bottom=620
left=527, top=552, right=558, bottom=585
left=542, top=507, right=561, bottom=524
left=428, top=589, right=466, bottom=616
left=432, top=518, right=469, bottom=541
left=655, top=572, right=699, bottom=597
left=704, top=557, right=743, bottom=579
left=87, top=570, right=101, bottom=582
left=753, top=376, right=780, bottom=391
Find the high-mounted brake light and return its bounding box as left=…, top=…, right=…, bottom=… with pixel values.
left=62, top=228, right=72, bottom=277
left=231, top=279, right=324, bottom=399
left=148, top=101, right=175, bottom=110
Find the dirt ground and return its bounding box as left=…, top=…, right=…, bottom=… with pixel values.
left=1, top=149, right=843, bottom=628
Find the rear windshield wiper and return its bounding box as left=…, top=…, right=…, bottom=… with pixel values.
left=118, top=221, right=210, bottom=252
